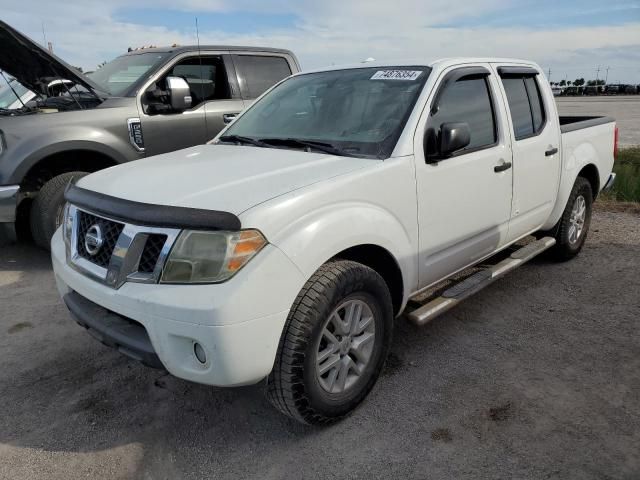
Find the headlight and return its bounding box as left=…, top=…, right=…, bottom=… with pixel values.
left=160, top=229, right=267, bottom=283
left=62, top=203, right=73, bottom=247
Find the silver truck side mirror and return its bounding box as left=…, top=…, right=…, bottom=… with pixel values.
left=166, top=76, right=192, bottom=111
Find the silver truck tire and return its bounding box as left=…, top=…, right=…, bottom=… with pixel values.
left=30, top=172, right=87, bottom=250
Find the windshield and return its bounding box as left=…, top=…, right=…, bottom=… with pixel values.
left=87, top=52, right=170, bottom=96
left=0, top=79, right=31, bottom=108
left=220, top=66, right=430, bottom=158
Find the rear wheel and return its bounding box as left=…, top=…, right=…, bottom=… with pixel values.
left=267, top=260, right=393, bottom=425
left=30, top=171, right=87, bottom=250
left=549, top=176, right=593, bottom=261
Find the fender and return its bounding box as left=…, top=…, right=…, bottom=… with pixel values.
left=260, top=201, right=418, bottom=311
left=3, top=126, right=135, bottom=185
left=542, top=141, right=600, bottom=231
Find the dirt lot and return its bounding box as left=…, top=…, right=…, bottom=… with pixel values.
left=0, top=209, right=638, bottom=480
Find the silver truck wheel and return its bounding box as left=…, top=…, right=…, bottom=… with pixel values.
left=30, top=172, right=87, bottom=250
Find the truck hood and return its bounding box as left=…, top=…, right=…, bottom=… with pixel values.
left=77, top=144, right=377, bottom=215
left=0, top=20, right=107, bottom=97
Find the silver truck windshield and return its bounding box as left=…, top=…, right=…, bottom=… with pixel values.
left=220, top=66, right=430, bottom=159
left=88, top=52, right=170, bottom=96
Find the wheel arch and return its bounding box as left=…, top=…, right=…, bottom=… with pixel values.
left=334, top=244, right=404, bottom=317
left=577, top=163, right=600, bottom=200
left=20, top=148, right=119, bottom=192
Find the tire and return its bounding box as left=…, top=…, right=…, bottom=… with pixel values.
left=267, top=260, right=393, bottom=425
left=30, top=171, right=87, bottom=250
left=549, top=176, right=593, bottom=261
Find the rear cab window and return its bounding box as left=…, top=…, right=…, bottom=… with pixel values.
left=232, top=55, right=292, bottom=99
left=499, top=67, right=546, bottom=140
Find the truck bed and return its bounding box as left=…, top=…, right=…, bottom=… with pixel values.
left=559, top=115, right=615, bottom=133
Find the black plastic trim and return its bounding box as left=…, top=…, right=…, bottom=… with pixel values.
left=64, top=291, right=164, bottom=369
left=559, top=116, right=615, bottom=133
left=498, top=66, right=539, bottom=77
left=65, top=184, right=241, bottom=231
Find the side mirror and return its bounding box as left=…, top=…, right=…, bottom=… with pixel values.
left=166, top=76, right=192, bottom=111
left=439, top=122, right=471, bottom=157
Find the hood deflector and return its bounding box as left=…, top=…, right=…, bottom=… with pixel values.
left=65, top=185, right=242, bottom=231
left=0, top=20, right=107, bottom=97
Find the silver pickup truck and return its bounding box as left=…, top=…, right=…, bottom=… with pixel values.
left=0, top=20, right=300, bottom=248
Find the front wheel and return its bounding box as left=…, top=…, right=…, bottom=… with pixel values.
left=549, top=176, right=593, bottom=261
left=30, top=171, right=87, bottom=250
left=267, top=260, right=393, bottom=425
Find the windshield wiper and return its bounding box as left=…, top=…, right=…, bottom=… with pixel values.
left=258, top=138, right=349, bottom=156
left=218, top=135, right=269, bottom=148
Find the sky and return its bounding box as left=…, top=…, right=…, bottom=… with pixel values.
left=2, top=0, right=640, bottom=83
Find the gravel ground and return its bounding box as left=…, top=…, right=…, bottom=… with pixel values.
left=0, top=209, right=638, bottom=479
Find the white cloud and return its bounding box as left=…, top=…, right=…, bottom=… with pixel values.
left=2, top=0, right=640, bottom=82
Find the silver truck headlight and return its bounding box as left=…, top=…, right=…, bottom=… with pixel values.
left=160, top=229, right=267, bottom=283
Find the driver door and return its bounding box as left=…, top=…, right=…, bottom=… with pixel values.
left=414, top=65, right=514, bottom=288
left=138, top=53, right=244, bottom=156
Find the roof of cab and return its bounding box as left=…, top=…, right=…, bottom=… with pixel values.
left=122, top=45, right=295, bottom=56
left=297, top=57, right=539, bottom=75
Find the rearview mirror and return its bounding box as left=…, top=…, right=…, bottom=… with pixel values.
left=166, top=76, right=192, bottom=111
left=439, top=122, right=471, bottom=157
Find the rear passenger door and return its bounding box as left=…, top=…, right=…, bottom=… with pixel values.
left=494, top=65, right=562, bottom=241
left=231, top=54, right=293, bottom=106
left=414, top=65, right=513, bottom=288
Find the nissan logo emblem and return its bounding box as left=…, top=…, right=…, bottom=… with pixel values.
left=84, top=224, right=104, bottom=256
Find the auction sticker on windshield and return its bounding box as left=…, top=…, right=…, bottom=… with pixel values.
left=370, top=70, right=422, bottom=80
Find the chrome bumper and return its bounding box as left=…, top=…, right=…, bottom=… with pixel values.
left=0, top=185, right=19, bottom=223
left=603, top=173, right=617, bottom=192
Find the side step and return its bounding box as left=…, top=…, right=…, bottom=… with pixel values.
left=406, top=236, right=556, bottom=326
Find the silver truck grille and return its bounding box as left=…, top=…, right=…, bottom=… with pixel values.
left=67, top=205, right=180, bottom=289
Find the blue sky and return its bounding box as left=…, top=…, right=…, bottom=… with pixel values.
left=3, top=0, right=640, bottom=82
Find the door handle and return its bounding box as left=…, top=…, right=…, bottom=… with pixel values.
left=223, top=113, right=239, bottom=124
left=494, top=161, right=512, bottom=173
left=545, top=147, right=558, bottom=157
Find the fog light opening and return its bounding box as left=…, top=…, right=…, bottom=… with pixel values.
left=193, top=342, right=207, bottom=364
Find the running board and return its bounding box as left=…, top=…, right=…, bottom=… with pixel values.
left=406, top=237, right=556, bottom=326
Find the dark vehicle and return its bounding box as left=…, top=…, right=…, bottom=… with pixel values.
left=0, top=20, right=300, bottom=248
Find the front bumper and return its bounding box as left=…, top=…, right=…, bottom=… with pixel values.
left=51, top=229, right=305, bottom=386
left=0, top=185, right=19, bottom=223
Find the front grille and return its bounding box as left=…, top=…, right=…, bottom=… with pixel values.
left=76, top=211, right=124, bottom=268
left=138, top=234, right=167, bottom=273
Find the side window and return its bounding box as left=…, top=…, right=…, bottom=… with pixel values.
left=525, top=77, right=545, bottom=132
left=166, top=56, right=231, bottom=106
left=233, top=55, right=292, bottom=98
left=501, top=75, right=546, bottom=140
left=426, top=76, right=497, bottom=157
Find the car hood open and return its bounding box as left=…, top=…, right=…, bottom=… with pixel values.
left=77, top=144, right=377, bottom=216
left=0, top=20, right=107, bottom=97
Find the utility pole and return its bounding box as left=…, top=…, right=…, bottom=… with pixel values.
left=547, top=68, right=552, bottom=82
left=604, top=66, right=610, bottom=85
left=595, top=65, right=601, bottom=83
left=41, top=21, right=47, bottom=47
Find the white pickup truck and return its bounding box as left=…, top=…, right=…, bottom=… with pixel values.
left=51, top=58, right=617, bottom=424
